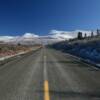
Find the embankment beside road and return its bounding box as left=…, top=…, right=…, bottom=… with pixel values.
left=49, top=40, right=100, bottom=68
left=0, top=46, right=42, bottom=66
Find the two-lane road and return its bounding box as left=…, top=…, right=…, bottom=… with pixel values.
left=0, top=48, right=100, bottom=100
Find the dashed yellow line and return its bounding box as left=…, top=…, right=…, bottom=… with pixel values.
left=44, top=80, right=50, bottom=100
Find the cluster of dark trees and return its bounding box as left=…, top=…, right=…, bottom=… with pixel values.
left=77, top=29, right=100, bottom=39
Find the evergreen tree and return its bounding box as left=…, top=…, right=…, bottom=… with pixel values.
left=91, top=31, right=94, bottom=37
left=77, top=32, right=83, bottom=39
left=84, top=33, right=87, bottom=38
left=97, top=29, right=100, bottom=36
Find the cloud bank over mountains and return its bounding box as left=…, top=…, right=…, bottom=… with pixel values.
left=49, top=30, right=94, bottom=38
left=0, top=30, right=93, bottom=44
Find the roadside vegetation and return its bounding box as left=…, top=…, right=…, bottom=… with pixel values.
left=0, top=43, right=41, bottom=58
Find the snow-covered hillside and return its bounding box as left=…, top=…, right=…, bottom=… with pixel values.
left=50, top=39, right=100, bottom=64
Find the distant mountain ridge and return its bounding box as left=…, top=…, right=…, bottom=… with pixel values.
left=0, top=30, right=94, bottom=44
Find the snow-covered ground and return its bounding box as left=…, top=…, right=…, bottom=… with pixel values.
left=50, top=39, right=100, bottom=66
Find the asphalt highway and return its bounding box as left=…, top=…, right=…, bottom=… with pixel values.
left=0, top=48, right=100, bottom=100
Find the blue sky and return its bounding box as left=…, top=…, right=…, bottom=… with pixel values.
left=0, top=0, right=100, bottom=36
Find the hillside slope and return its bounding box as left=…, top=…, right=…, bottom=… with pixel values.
left=49, top=39, right=100, bottom=64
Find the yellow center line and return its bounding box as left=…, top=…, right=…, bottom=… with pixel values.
left=44, top=80, right=50, bottom=100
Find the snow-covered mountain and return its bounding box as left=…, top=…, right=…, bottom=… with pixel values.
left=14, top=33, right=40, bottom=45
left=0, top=33, right=40, bottom=45
left=0, top=30, right=95, bottom=44
left=22, top=33, right=39, bottom=38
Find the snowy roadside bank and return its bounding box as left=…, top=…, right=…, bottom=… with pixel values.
left=64, top=52, right=100, bottom=69
left=49, top=40, right=100, bottom=69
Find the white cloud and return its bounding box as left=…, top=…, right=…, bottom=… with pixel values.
left=49, top=30, right=73, bottom=40
left=0, top=36, right=15, bottom=42
left=49, top=29, right=93, bottom=39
